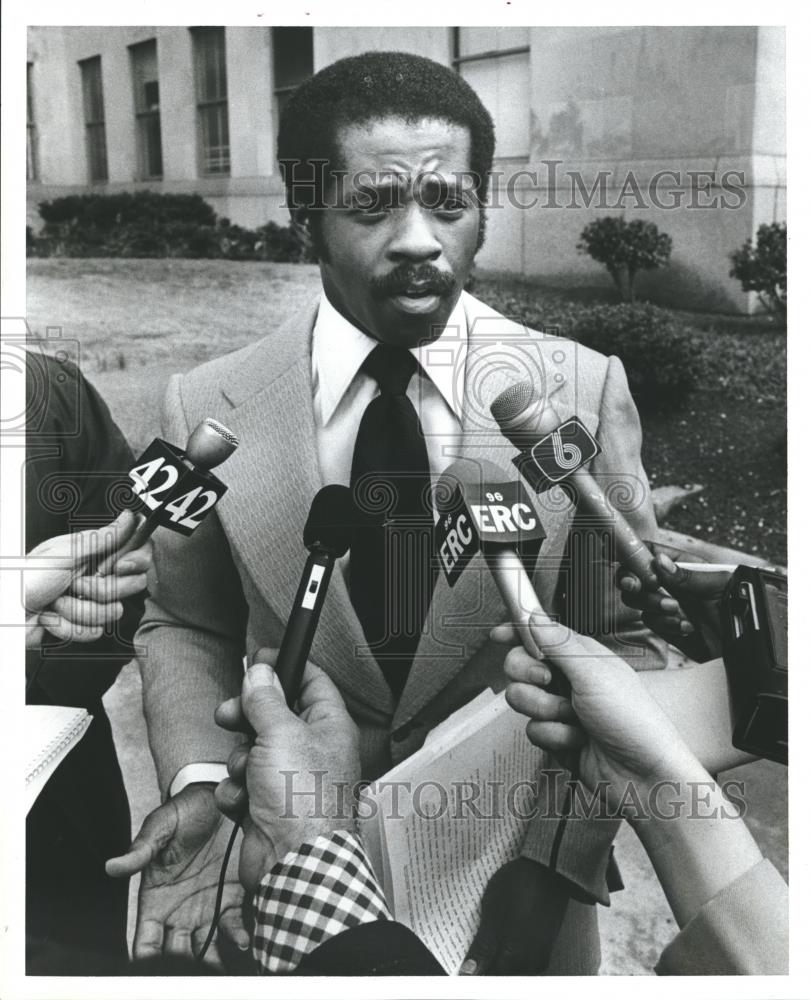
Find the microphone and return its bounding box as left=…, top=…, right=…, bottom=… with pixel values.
left=94, top=417, right=238, bottom=576
left=184, top=418, right=239, bottom=470
left=490, top=381, right=661, bottom=590
left=274, top=485, right=355, bottom=706
left=434, top=458, right=593, bottom=669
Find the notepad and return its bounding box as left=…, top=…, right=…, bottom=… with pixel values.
left=25, top=705, right=92, bottom=813
left=358, top=689, right=544, bottom=974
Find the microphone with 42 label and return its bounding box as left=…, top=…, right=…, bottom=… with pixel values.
left=94, top=417, right=238, bottom=576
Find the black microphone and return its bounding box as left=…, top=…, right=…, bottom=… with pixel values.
left=490, top=380, right=661, bottom=590
left=94, top=418, right=238, bottom=576
left=275, top=485, right=355, bottom=707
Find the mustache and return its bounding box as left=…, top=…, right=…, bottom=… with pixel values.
left=371, top=264, right=457, bottom=299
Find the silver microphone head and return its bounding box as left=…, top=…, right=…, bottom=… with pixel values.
left=490, top=380, right=535, bottom=424
left=185, top=418, right=239, bottom=470
left=490, top=380, right=560, bottom=445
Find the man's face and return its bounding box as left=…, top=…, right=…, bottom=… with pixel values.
left=315, top=116, right=481, bottom=348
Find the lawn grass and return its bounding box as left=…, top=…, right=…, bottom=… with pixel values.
left=26, top=258, right=322, bottom=454
left=26, top=259, right=787, bottom=563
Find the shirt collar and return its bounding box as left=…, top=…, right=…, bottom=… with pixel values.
left=312, top=291, right=468, bottom=426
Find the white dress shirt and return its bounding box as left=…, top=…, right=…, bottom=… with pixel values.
left=311, top=291, right=468, bottom=486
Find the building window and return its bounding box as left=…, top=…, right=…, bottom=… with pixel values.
left=272, top=27, right=313, bottom=121
left=130, top=39, right=163, bottom=179
left=191, top=27, right=230, bottom=175
left=27, top=62, right=38, bottom=181
left=80, top=55, right=108, bottom=182
left=452, top=27, right=530, bottom=159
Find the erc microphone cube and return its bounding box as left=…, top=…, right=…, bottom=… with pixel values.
left=434, top=460, right=546, bottom=588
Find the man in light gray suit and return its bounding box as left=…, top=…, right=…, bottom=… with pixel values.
left=108, top=52, right=675, bottom=973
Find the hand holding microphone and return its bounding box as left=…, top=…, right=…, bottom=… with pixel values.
left=213, top=659, right=360, bottom=894
left=494, top=616, right=700, bottom=802
left=24, top=409, right=235, bottom=643
left=497, top=615, right=770, bottom=938
left=24, top=508, right=152, bottom=647
left=618, top=550, right=731, bottom=658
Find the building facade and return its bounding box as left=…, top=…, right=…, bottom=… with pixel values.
left=26, top=25, right=786, bottom=312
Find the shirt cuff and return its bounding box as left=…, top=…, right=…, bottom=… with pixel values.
left=520, top=768, right=622, bottom=905
left=252, top=829, right=392, bottom=974
left=167, top=762, right=229, bottom=799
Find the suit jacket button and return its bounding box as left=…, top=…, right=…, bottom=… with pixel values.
left=391, top=723, right=413, bottom=742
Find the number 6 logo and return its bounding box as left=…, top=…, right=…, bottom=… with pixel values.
left=550, top=431, right=583, bottom=471
left=528, top=417, right=601, bottom=486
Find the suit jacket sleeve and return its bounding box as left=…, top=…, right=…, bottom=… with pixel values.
left=295, top=921, right=445, bottom=975
left=655, top=859, right=788, bottom=975
left=136, top=374, right=248, bottom=796
left=556, top=353, right=668, bottom=672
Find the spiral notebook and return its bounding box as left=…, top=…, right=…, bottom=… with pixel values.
left=25, top=705, right=92, bottom=813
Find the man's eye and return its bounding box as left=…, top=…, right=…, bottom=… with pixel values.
left=351, top=205, right=389, bottom=221
left=435, top=200, right=467, bottom=217
left=350, top=194, right=398, bottom=217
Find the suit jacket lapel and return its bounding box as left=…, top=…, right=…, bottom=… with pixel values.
left=216, top=305, right=393, bottom=713
left=395, top=294, right=583, bottom=726
left=212, top=293, right=605, bottom=726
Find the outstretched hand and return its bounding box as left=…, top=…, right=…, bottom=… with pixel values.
left=105, top=784, right=247, bottom=967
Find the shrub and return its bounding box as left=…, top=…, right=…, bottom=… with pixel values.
left=28, top=191, right=311, bottom=262
left=729, top=222, right=786, bottom=315
left=577, top=217, right=673, bottom=303
left=38, top=191, right=217, bottom=231
left=571, top=303, right=703, bottom=411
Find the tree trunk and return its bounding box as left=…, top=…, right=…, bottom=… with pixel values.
left=610, top=265, right=633, bottom=302
left=627, top=266, right=639, bottom=302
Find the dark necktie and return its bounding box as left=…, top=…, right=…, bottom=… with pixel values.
left=349, top=344, right=436, bottom=698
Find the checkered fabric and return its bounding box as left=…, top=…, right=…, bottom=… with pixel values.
left=252, top=829, right=392, bottom=974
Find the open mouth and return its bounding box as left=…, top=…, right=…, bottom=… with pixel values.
left=390, top=288, right=443, bottom=314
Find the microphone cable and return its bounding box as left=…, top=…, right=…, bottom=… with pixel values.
left=196, top=817, right=241, bottom=964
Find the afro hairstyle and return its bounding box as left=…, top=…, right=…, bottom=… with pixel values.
left=277, top=50, right=495, bottom=247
